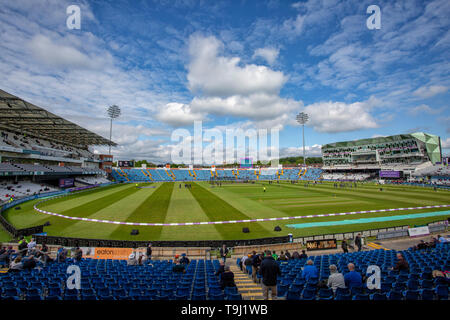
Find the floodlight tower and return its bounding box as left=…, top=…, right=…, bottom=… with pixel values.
left=107, top=105, right=121, bottom=155
left=296, top=112, right=309, bottom=166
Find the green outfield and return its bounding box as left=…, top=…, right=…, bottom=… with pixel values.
left=1, top=181, right=449, bottom=241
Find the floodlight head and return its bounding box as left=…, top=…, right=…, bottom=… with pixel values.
left=296, top=112, right=309, bottom=125
left=107, top=105, right=121, bottom=119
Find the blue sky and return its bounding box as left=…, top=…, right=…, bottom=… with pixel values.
left=0, top=0, right=448, bottom=163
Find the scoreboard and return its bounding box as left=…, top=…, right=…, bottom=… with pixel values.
left=118, top=160, right=134, bottom=167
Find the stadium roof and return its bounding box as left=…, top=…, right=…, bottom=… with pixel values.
left=0, top=89, right=117, bottom=147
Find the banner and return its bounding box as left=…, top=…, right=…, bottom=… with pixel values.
left=408, top=226, right=430, bottom=237
left=306, top=239, right=337, bottom=251
left=91, top=247, right=133, bottom=260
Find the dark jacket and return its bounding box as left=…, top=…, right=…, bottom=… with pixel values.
left=355, top=236, right=362, bottom=247
left=393, top=258, right=409, bottom=271
left=219, top=247, right=229, bottom=257
left=215, top=264, right=225, bottom=276
left=146, top=247, right=152, bottom=257
left=252, top=254, right=261, bottom=268
left=220, top=271, right=236, bottom=289
left=260, top=256, right=281, bottom=286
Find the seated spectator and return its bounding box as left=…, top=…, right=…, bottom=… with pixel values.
left=56, top=246, right=67, bottom=262
left=291, top=251, right=300, bottom=259
left=344, top=263, right=362, bottom=289
left=220, top=265, right=236, bottom=290
left=285, top=250, right=291, bottom=260
left=278, top=251, right=287, bottom=261
left=416, top=240, right=428, bottom=250
left=299, top=250, right=308, bottom=259
left=9, top=257, right=23, bottom=272
left=127, top=252, right=137, bottom=266
left=179, top=253, right=190, bottom=265
left=327, top=264, right=346, bottom=293
left=172, top=260, right=186, bottom=273
left=74, top=247, right=83, bottom=262
left=392, top=253, right=409, bottom=272
left=17, top=237, right=28, bottom=255
left=22, top=255, right=37, bottom=270
left=302, top=260, right=318, bottom=281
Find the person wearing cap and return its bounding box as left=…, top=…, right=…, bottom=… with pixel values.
left=180, top=253, right=190, bottom=265
left=127, top=252, right=137, bottom=266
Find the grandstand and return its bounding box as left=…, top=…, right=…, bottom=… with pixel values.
left=0, top=89, right=113, bottom=204
left=321, top=133, right=446, bottom=183
left=111, top=167, right=323, bottom=183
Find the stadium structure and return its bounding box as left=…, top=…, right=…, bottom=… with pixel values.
left=0, top=90, right=449, bottom=302
left=0, top=89, right=113, bottom=205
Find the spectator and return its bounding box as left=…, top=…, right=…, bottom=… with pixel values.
left=278, top=251, right=287, bottom=261
left=341, top=239, right=349, bottom=253
left=392, top=253, right=409, bottom=272
left=180, top=253, right=190, bottom=265
left=327, top=264, right=346, bottom=293
left=220, top=245, right=229, bottom=263
left=259, top=250, right=281, bottom=300
left=215, top=260, right=225, bottom=277
left=416, top=240, right=428, bottom=251
left=240, top=254, right=248, bottom=271
left=285, top=250, right=291, bottom=260
left=355, top=234, right=362, bottom=252
left=344, top=263, right=363, bottom=289
left=74, top=247, right=83, bottom=262
left=27, top=238, right=37, bottom=252
left=244, top=253, right=253, bottom=273
left=146, top=243, right=152, bottom=260
left=22, top=255, right=37, bottom=270
left=9, top=257, right=23, bottom=272
left=18, top=237, right=28, bottom=255
left=438, top=235, right=448, bottom=243
left=127, top=252, right=137, bottom=266
left=172, top=259, right=186, bottom=273
left=251, top=251, right=261, bottom=283
left=272, top=251, right=278, bottom=260
left=291, top=251, right=300, bottom=259
left=56, top=246, right=67, bottom=263
left=299, top=250, right=308, bottom=259
left=302, top=260, right=318, bottom=281
left=220, top=265, right=236, bottom=290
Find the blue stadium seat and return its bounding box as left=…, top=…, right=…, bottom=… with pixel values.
left=435, top=285, right=449, bottom=300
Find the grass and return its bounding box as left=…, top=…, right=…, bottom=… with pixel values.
left=0, top=181, right=448, bottom=241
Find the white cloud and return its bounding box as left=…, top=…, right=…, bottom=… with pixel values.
left=408, top=104, right=445, bottom=115
left=413, top=85, right=448, bottom=98
left=190, top=93, right=300, bottom=121
left=187, top=35, right=287, bottom=97
left=155, top=102, right=207, bottom=127
left=441, top=137, right=450, bottom=149
left=28, top=34, right=107, bottom=70
left=252, top=47, right=279, bottom=65
left=280, top=145, right=323, bottom=158
left=304, top=99, right=379, bottom=133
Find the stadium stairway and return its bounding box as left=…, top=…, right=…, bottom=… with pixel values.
left=230, top=264, right=264, bottom=300
left=367, top=242, right=388, bottom=251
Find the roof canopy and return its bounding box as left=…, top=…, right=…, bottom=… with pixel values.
left=0, top=89, right=116, bottom=148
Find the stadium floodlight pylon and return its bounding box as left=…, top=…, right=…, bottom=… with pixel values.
left=296, top=112, right=309, bottom=166
left=107, top=105, right=121, bottom=155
